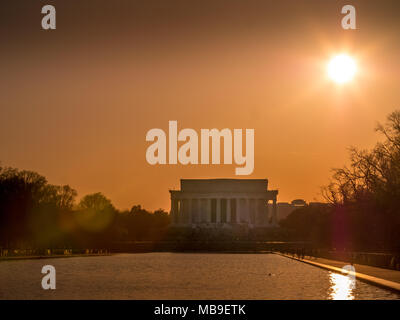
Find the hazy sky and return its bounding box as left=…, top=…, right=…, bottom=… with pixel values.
left=1, top=1, right=400, bottom=211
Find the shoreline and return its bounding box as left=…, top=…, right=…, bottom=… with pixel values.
left=276, top=252, right=400, bottom=293
left=0, top=251, right=276, bottom=261
left=0, top=253, right=112, bottom=262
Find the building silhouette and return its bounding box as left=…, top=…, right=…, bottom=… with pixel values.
left=170, top=179, right=278, bottom=228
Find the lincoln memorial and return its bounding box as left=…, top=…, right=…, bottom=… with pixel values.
left=170, top=179, right=278, bottom=228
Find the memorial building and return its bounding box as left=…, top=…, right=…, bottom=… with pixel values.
left=169, top=179, right=278, bottom=228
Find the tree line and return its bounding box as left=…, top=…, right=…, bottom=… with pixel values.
left=0, top=168, right=170, bottom=249
left=2, top=110, right=400, bottom=252
left=281, top=110, right=400, bottom=253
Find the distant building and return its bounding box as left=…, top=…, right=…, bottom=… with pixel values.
left=291, top=199, right=307, bottom=206
left=170, top=179, right=279, bottom=228
left=268, top=199, right=307, bottom=222
left=267, top=199, right=330, bottom=221
left=269, top=202, right=294, bottom=221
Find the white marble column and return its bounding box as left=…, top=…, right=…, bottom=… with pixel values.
left=187, top=198, right=192, bottom=224
left=256, top=199, right=264, bottom=226
left=177, top=200, right=181, bottom=224
left=196, top=198, right=201, bottom=224
left=262, top=199, right=268, bottom=226
left=251, top=199, right=256, bottom=225
left=170, top=198, right=174, bottom=224
left=190, top=198, right=196, bottom=224
left=231, top=198, right=237, bottom=223
left=246, top=198, right=250, bottom=224
left=181, top=199, right=186, bottom=225
left=256, top=199, right=259, bottom=224
left=207, top=198, right=212, bottom=222
left=216, top=198, right=221, bottom=223
left=171, top=199, right=178, bottom=225
left=226, top=199, right=231, bottom=223
left=200, top=199, right=206, bottom=222
left=238, top=198, right=243, bottom=223
left=238, top=198, right=242, bottom=223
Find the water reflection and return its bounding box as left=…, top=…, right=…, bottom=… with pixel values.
left=329, top=271, right=356, bottom=300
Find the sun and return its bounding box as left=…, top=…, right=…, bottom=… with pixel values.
left=327, top=54, right=357, bottom=84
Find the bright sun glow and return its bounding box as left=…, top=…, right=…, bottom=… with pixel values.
left=327, top=54, right=357, bottom=84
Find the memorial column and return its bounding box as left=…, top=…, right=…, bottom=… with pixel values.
left=246, top=198, right=251, bottom=223
left=187, top=198, right=192, bottom=225
left=216, top=198, right=221, bottom=223
left=170, top=199, right=178, bottom=225
left=207, top=198, right=212, bottom=222
left=226, top=198, right=231, bottom=223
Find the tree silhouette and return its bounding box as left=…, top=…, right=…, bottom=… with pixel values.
left=0, top=166, right=77, bottom=247
left=282, top=110, right=400, bottom=252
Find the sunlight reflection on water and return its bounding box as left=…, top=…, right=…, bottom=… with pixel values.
left=329, top=271, right=356, bottom=300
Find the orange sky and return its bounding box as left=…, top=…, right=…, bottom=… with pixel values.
left=1, top=0, right=400, bottom=211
